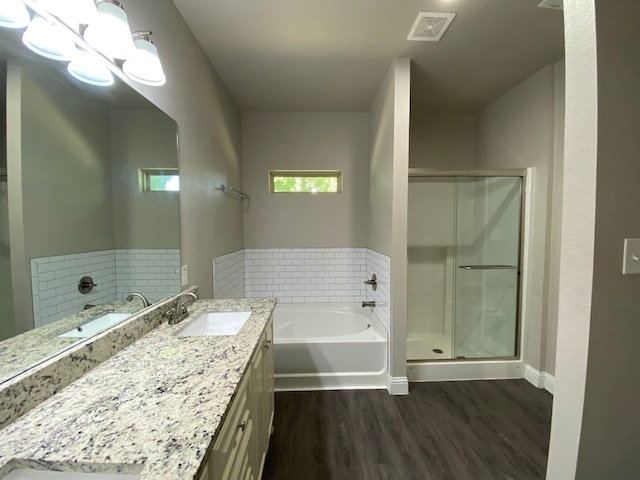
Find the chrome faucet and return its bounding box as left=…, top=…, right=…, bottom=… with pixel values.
left=362, top=300, right=376, bottom=308
left=364, top=274, right=377, bottom=291
left=169, top=292, right=198, bottom=325
left=127, top=292, right=151, bottom=307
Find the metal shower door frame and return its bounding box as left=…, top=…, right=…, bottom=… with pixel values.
left=408, top=168, right=528, bottom=362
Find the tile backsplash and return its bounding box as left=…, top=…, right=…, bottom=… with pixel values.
left=32, top=249, right=180, bottom=327
left=245, top=248, right=367, bottom=304
left=213, top=248, right=372, bottom=304
left=213, top=250, right=245, bottom=299
left=31, top=251, right=117, bottom=328
left=115, top=249, right=181, bottom=302
left=366, top=249, right=391, bottom=333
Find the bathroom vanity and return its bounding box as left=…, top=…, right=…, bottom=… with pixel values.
left=0, top=298, right=276, bottom=480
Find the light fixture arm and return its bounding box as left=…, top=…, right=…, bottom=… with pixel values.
left=132, top=31, right=153, bottom=43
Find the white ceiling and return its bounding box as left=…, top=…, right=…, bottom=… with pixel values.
left=172, top=0, right=564, bottom=112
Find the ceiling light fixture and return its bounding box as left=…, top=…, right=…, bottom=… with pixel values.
left=122, top=32, right=166, bottom=86
left=83, top=0, right=135, bottom=59
left=22, top=14, right=76, bottom=61
left=1, top=0, right=166, bottom=88
left=41, top=0, right=97, bottom=26
left=0, top=0, right=31, bottom=29
left=67, top=48, right=115, bottom=86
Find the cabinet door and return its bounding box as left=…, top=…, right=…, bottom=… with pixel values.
left=252, top=331, right=266, bottom=474
left=212, top=375, right=250, bottom=480
left=257, top=318, right=275, bottom=477
left=197, top=463, right=209, bottom=480
left=264, top=318, right=274, bottom=436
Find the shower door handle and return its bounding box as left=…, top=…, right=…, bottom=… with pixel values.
left=457, top=265, right=517, bottom=270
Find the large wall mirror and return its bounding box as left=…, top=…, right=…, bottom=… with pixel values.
left=0, top=26, right=181, bottom=384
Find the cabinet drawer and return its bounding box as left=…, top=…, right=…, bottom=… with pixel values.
left=213, top=375, right=249, bottom=479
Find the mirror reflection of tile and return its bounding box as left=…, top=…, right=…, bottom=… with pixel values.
left=31, top=249, right=180, bottom=328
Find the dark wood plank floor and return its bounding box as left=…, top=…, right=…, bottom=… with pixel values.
left=262, top=380, right=552, bottom=480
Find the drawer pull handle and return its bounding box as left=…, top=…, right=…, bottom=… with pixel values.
left=238, top=420, right=247, bottom=431
left=264, top=340, right=272, bottom=349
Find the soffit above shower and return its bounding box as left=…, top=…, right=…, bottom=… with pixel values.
left=172, top=0, right=565, bottom=112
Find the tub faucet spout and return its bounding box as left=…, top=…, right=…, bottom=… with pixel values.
left=362, top=300, right=376, bottom=308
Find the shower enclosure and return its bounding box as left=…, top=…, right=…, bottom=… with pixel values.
left=407, top=172, right=524, bottom=361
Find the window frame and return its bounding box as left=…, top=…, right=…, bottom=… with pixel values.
left=138, top=168, right=180, bottom=192
left=268, top=170, right=343, bottom=194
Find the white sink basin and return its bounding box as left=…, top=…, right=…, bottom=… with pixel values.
left=3, top=469, right=137, bottom=479
left=178, top=311, right=252, bottom=337
left=59, top=313, right=132, bottom=338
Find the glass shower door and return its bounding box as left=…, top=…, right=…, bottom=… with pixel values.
left=453, top=177, right=522, bottom=359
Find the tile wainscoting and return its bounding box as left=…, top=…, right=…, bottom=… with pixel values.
left=213, top=250, right=245, bottom=299
left=213, top=248, right=391, bottom=333
left=31, top=249, right=180, bottom=327
left=245, top=248, right=367, bottom=304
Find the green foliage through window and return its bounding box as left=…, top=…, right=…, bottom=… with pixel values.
left=270, top=171, right=342, bottom=193
left=149, top=174, right=179, bottom=191
left=139, top=168, right=179, bottom=192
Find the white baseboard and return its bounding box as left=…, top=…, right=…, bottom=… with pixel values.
left=388, top=376, right=409, bottom=395
left=407, top=360, right=524, bottom=383
left=524, top=364, right=556, bottom=394
left=274, top=372, right=386, bottom=392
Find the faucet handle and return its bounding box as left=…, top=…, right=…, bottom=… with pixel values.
left=163, top=308, right=176, bottom=323
left=364, top=274, right=377, bottom=291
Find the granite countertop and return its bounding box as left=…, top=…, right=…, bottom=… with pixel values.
left=0, top=299, right=148, bottom=384
left=0, top=298, right=277, bottom=480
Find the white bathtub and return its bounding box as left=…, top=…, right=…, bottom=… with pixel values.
left=273, top=303, right=387, bottom=391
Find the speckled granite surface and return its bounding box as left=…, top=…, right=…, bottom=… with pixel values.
left=0, top=288, right=197, bottom=430
left=0, top=298, right=277, bottom=480
left=0, top=299, right=149, bottom=384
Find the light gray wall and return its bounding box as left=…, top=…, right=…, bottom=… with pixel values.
left=368, top=66, right=395, bottom=257
left=6, top=65, right=27, bottom=334
left=1, top=65, right=6, bottom=170
left=21, top=69, right=114, bottom=259
left=575, top=1, right=640, bottom=477
left=0, top=181, right=12, bottom=341
left=241, top=111, right=369, bottom=248
left=545, top=60, right=565, bottom=376
left=110, top=109, right=179, bottom=249
left=409, top=112, right=478, bottom=169
left=121, top=0, right=243, bottom=297
left=368, top=59, right=411, bottom=388
left=7, top=65, right=115, bottom=332
left=477, top=64, right=559, bottom=374
left=546, top=0, right=597, bottom=476
left=0, top=66, right=12, bottom=340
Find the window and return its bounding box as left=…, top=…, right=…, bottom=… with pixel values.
left=139, top=168, right=179, bottom=192
left=269, top=170, right=342, bottom=193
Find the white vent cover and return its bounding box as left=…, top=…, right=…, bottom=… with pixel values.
left=407, top=12, right=456, bottom=42
left=538, top=0, right=563, bottom=9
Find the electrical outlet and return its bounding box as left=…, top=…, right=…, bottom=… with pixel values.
left=181, top=265, right=189, bottom=286
left=622, top=239, right=640, bottom=275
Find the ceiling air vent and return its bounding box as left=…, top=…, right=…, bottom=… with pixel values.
left=407, top=12, right=456, bottom=42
